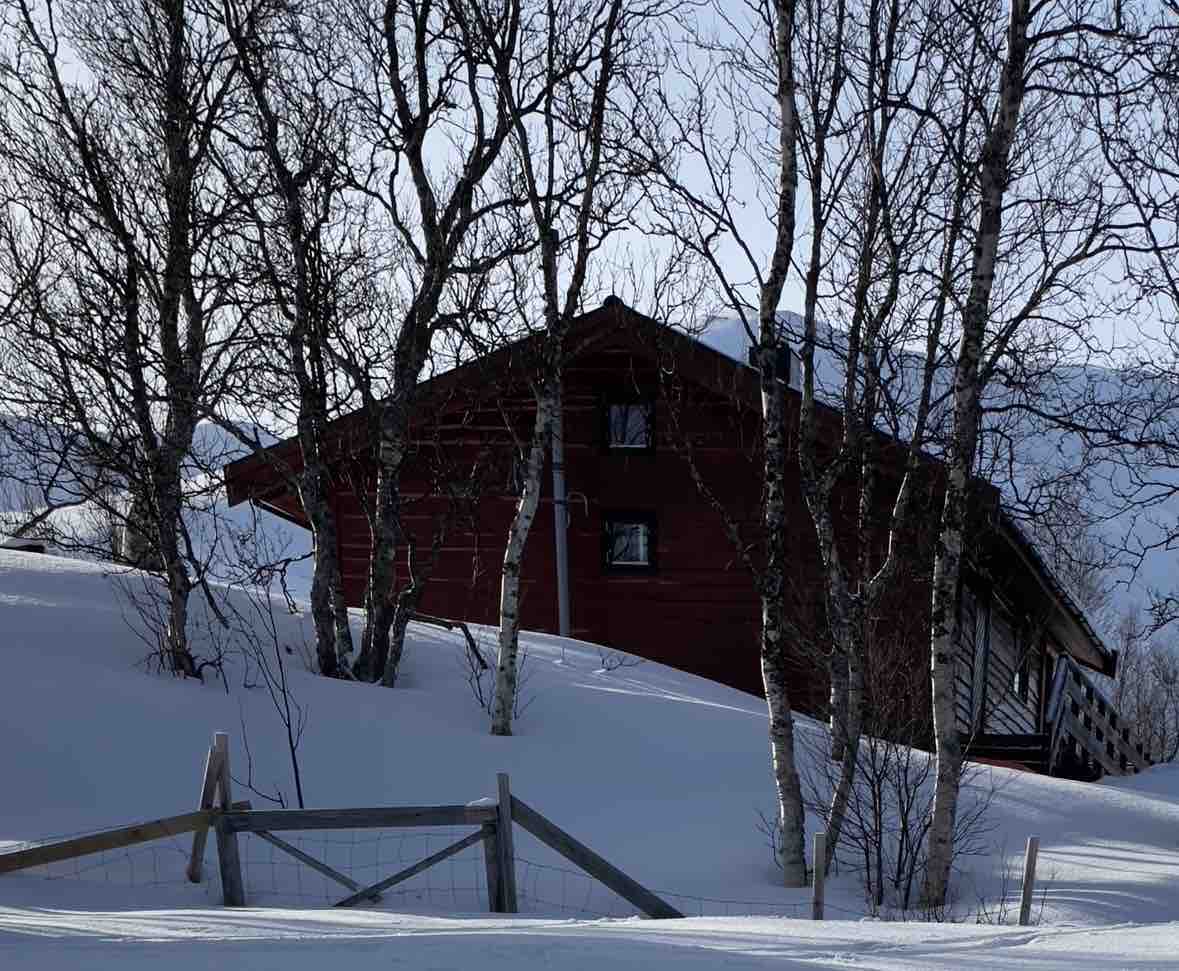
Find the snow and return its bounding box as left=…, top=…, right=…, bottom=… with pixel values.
left=2, top=902, right=1178, bottom=971
left=3, top=547, right=1179, bottom=968
left=0, top=418, right=318, bottom=596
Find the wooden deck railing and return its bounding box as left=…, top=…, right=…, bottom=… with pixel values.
left=1046, top=656, right=1152, bottom=777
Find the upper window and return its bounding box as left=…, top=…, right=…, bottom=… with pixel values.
left=606, top=401, right=654, bottom=450
left=604, top=515, right=655, bottom=570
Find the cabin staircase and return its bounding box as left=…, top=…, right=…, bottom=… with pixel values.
left=964, top=656, right=1153, bottom=780
left=1043, top=656, right=1153, bottom=779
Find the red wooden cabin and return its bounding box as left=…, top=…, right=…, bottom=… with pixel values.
left=225, top=298, right=1143, bottom=777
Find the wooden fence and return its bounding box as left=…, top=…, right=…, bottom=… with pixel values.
left=0, top=732, right=682, bottom=919
left=0, top=812, right=210, bottom=876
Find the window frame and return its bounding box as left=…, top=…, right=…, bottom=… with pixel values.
left=601, top=511, right=658, bottom=574
left=601, top=397, right=656, bottom=454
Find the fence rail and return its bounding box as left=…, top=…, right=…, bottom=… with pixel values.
left=511, top=795, right=682, bottom=919
left=0, top=811, right=209, bottom=875
left=222, top=805, right=498, bottom=833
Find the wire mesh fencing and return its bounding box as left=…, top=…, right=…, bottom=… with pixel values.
left=3, top=831, right=219, bottom=900
left=231, top=828, right=491, bottom=911
left=513, top=854, right=820, bottom=919
left=3, top=820, right=849, bottom=919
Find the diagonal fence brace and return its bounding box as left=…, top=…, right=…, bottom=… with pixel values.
left=334, top=829, right=486, bottom=908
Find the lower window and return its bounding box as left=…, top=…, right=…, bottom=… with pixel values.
left=603, top=514, right=656, bottom=571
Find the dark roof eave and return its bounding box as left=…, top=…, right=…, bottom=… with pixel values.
left=996, top=513, right=1117, bottom=678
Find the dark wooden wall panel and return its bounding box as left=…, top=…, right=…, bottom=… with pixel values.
left=293, top=339, right=939, bottom=720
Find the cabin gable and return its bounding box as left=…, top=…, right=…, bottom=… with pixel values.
left=222, top=300, right=1129, bottom=774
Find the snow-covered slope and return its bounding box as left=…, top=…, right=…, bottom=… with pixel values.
left=5, top=910, right=1179, bottom=971
left=2, top=549, right=1179, bottom=928
left=0, top=549, right=797, bottom=911
left=3, top=546, right=1179, bottom=970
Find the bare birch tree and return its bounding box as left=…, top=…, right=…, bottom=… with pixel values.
left=922, top=0, right=1160, bottom=907
left=216, top=0, right=362, bottom=676
left=336, top=0, right=528, bottom=686
left=629, top=0, right=964, bottom=883
left=0, top=0, right=244, bottom=676
left=785, top=0, right=966, bottom=871
left=623, top=0, right=811, bottom=885
left=467, top=0, right=668, bottom=736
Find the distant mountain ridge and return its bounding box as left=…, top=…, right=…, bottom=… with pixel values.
left=695, top=314, right=1179, bottom=632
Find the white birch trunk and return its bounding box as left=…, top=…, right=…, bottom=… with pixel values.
left=155, top=457, right=196, bottom=677
left=118, top=488, right=162, bottom=570
left=923, top=0, right=1032, bottom=909
left=358, top=395, right=412, bottom=681
left=490, top=391, right=554, bottom=736
left=752, top=0, right=808, bottom=888
left=820, top=586, right=863, bottom=872
left=828, top=646, right=849, bottom=763
left=298, top=463, right=352, bottom=677
left=759, top=343, right=808, bottom=886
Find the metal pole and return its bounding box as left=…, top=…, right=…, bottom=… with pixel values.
left=551, top=380, right=571, bottom=637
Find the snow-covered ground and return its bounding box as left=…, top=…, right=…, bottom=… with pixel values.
left=4, top=902, right=1179, bottom=970
left=3, top=547, right=1179, bottom=968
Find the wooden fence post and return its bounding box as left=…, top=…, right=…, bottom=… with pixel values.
left=212, top=732, right=245, bottom=906
left=496, top=773, right=518, bottom=913
left=811, top=832, right=826, bottom=920
left=1018, top=835, right=1040, bottom=926
left=186, top=738, right=223, bottom=882
left=482, top=821, right=503, bottom=913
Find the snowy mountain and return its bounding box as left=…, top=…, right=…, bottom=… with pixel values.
left=2, top=549, right=1179, bottom=967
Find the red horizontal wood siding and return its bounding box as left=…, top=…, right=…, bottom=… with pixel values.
left=317, top=339, right=935, bottom=721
